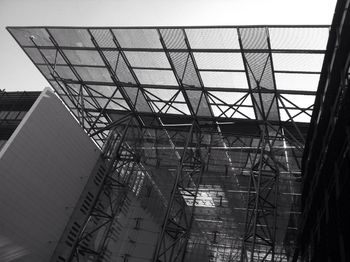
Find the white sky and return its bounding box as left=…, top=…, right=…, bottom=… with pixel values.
left=0, top=0, right=337, bottom=92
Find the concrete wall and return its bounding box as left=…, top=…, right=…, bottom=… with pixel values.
left=0, top=88, right=100, bottom=261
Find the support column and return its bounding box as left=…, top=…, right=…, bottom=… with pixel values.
left=152, top=122, right=204, bottom=262
left=50, top=117, right=141, bottom=262
left=240, top=128, right=280, bottom=262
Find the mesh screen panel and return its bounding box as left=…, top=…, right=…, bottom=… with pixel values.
left=125, top=51, right=171, bottom=68
left=63, top=50, right=104, bottom=66
left=49, top=28, right=94, bottom=47
left=169, top=52, right=188, bottom=79
left=182, top=56, right=201, bottom=87
left=269, top=27, right=329, bottom=50
left=239, top=27, right=269, bottom=50
left=185, top=90, right=211, bottom=116
left=186, top=28, right=240, bottom=49
left=194, top=52, right=245, bottom=70
left=9, top=25, right=326, bottom=123
left=90, top=29, right=115, bottom=48
left=123, top=87, right=152, bottom=112
left=112, top=29, right=162, bottom=48
left=88, top=85, right=119, bottom=97
left=201, top=71, right=248, bottom=88
left=11, top=28, right=52, bottom=46
left=75, top=67, right=112, bottom=83
left=275, top=73, right=320, bottom=91
left=272, top=53, right=325, bottom=72
left=134, top=69, right=178, bottom=86
left=159, top=28, right=187, bottom=49
left=24, top=48, right=63, bottom=64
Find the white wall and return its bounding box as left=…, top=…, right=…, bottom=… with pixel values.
left=0, top=88, right=100, bottom=262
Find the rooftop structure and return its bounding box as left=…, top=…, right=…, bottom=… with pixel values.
left=7, top=25, right=330, bottom=261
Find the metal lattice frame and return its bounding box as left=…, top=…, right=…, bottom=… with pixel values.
left=8, top=25, right=329, bottom=262
left=50, top=117, right=137, bottom=262
left=152, top=122, right=205, bottom=262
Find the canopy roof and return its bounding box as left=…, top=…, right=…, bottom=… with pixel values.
left=8, top=26, right=328, bottom=146
left=8, top=26, right=329, bottom=261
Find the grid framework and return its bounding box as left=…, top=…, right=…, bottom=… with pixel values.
left=8, top=25, right=329, bottom=262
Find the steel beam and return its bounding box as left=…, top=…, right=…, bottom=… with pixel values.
left=152, top=122, right=205, bottom=262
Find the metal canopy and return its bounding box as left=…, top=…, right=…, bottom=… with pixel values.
left=8, top=26, right=329, bottom=262
left=8, top=26, right=328, bottom=147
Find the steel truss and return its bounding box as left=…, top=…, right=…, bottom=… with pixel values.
left=69, top=120, right=135, bottom=262
left=152, top=122, right=206, bottom=262
left=240, top=127, right=281, bottom=262
left=7, top=25, right=325, bottom=262
left=50, top=117, right=144, bottom=262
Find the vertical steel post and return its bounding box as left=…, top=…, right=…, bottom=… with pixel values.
left=250, top=129, right=267, bottom=262
left=152, top=122, right=204, bottom=262
left=240, top=126, right=281, bottom=262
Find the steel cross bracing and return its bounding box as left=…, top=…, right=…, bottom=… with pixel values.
left=7, top=26, right=327, bottom=147
left=152, top=122, right=206, bottom=262
left=240, top=128, right=280, bottom=262
left=49, top=117, right=138, bottom=262
left=8, top=25, right=328, bottom=262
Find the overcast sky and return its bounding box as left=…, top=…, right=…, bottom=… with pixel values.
left=0, top=0, right=337, bottom=92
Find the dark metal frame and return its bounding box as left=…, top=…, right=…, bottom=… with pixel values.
left=152, top=122, right=205, bottom=262
left=8, top=25, right=328, bottom=262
